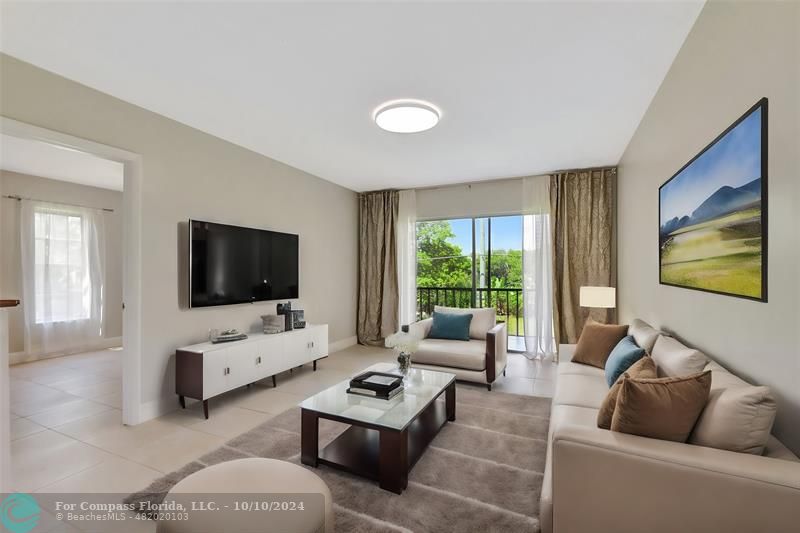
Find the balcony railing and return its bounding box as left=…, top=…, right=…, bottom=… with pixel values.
left=416, top=286, right=524, bottom=337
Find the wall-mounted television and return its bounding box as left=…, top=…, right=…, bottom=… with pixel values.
left=189, top=220, right=299, bottom=308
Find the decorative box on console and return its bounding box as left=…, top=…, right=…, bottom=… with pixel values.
left=261, top=314, right=285, bottom=334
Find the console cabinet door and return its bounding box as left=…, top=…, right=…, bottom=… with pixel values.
left=311, top=326, right=328, bottom=358
left=256, top=335, right=284, bottom=379
left=226, top=344, right=257, bottom=389
left=284, top=331, right=311, bottom=368
left=203, top=351, right=229, bottom=399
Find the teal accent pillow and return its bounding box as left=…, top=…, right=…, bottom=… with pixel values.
left=428, top=312, right=473, bottom=341
left=605, top=336, right=646, bottom=386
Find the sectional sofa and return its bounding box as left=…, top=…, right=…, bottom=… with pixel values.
left=540, top=319, right=800, bottom=533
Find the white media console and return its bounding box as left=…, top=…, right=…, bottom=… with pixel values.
left=176, top=324, right=328, bottom=418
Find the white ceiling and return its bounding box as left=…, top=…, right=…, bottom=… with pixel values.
left=0, top=1, right=703, bottom=192
left=0, top=134, right=124, bottom=191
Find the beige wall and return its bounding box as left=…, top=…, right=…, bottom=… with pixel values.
left=0, top=171, right=124, bottom=355
left=618, top=1, right=800, bottom=453
left=1, top=54, right=359, bottom=417
left=415, top=177, right=525, bottom=220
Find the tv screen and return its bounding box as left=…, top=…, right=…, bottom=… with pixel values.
left=190, top=220, right=299, bottom=308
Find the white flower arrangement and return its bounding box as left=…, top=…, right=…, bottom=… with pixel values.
left=385, top=331, right=420, bottom=354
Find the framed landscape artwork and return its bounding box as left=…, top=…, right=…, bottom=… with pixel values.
left=659, top=98, right=767, bottom=302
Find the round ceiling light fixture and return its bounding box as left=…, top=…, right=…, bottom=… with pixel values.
left=373, top=100, right=441, bottom=133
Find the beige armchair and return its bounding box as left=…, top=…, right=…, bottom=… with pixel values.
left=408, top=306, right=508, bottom=390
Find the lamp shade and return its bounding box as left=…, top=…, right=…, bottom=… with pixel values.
left=580, top=286, right=616, bottom=308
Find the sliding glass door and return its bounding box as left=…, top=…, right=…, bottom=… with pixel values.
left=416, top=216, right=524, bottom=339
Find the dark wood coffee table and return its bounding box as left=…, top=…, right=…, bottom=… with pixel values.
left=299, top=363, right=456, bottom=494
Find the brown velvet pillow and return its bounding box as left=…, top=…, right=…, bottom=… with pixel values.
left=572, top=319, right=628, bottom=369
left=597, top=356, right=657, bottom=429
left=611, top=370, right=712, bottom=442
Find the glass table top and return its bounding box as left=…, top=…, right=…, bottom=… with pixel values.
left=298, top=363, right=456, bottom=431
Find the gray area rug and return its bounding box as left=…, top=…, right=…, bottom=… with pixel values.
left=125, top=385, right=551, bottom=532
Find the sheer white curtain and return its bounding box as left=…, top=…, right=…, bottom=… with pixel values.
left=20, top=200, right=106, bottom=356
left=396, top=189, right=417, bottom=327
left=522, top=176, right=556, bottom=358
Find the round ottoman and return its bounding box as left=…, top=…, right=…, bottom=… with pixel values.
left=156, top=458, right=333, bottom=533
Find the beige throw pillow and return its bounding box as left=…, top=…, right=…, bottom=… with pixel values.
left=611, top=371, right=712, bottom=442
left=597, top=356, right=657, bottom=430
left=689, top=383, right=777, bottom=455
left=572, top=319, right=629, bottom=369
left=651, top=335, right=708, bottom=377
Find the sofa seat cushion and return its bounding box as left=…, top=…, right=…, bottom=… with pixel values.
left=412, top=338, right=486, bottom=371
left=552, top=372, right=609, bottom=410
left=558, top=361, right=607, bottom=377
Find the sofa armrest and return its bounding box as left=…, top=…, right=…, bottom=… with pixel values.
left=408, top=317, right=433, bottom=340
left=551, top=424, right=800, bottom=533
left=486, top=322, right=507, bottom=383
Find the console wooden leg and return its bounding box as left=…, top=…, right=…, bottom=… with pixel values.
left=301, top=409, right=319, bottom=467
left=503, top=369, right=506, bottom=376
left=272, top=375, right=277, bottom=387
left=179, top=395, right=185, bottom=409
left=379, top=428, right=408, bottom=494
left=313, top=360, right=317, bottom=371
left=203, top=400, right=209, bottom=419
left=446, top=382, right=456, bottom=422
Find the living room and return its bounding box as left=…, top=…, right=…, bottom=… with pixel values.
left=1, top=1, right=798, bottom=532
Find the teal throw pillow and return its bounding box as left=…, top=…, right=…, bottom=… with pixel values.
left=605, top=335, right=646, bottom=386
left=428, top=312, right=473, bottom=341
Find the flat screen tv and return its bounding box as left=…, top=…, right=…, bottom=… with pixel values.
left=190, top=220, right=299, bottom=308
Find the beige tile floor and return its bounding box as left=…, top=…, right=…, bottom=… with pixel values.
left=9, top=343, right=556, bottom=498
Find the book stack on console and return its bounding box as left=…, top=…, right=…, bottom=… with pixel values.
left=347, top=371, right=404, bottom=400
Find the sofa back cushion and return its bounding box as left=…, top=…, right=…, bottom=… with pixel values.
left=688, top=366, right=777, bottom=455
left=572, top=319, right=629, bottom=369
left=628, top=319, right=660, bottom=354
left=434, top=306, right=495, bottom=340
left=611, top=371, right=712, bottom=442
left=604, top=336, right=646, bottom=386
left=651, top=335, right=708, bottom=377
left=428, top=311, right=472, bottom=341
left=597, top=356, right=656, bottom=429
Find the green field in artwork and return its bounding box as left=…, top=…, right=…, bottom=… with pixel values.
left=660, top=208, right=762, bottom=298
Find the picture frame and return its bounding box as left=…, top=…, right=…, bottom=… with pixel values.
left=658, top=98, right=768, bottom=302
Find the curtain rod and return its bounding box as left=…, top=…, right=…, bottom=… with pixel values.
left=1, top=194, right=115, bottom=213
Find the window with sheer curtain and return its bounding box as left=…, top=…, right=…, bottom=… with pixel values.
left=34, top=210, right=91, bottom=324
left=20, top=200, right=106, bottom=356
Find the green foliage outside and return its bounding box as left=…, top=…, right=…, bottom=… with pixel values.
left=416, top=220, right=525, bottom=334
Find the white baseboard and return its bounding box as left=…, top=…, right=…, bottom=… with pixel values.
left=9, top=336, right=123, bottom=365
left=329, top=335, right=357, bottom=353
left=136, top=395, right=179, bottom=425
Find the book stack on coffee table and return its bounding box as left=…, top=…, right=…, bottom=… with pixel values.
left=347, top=371, right=404, bottom=400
